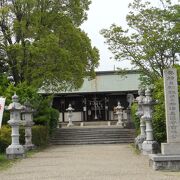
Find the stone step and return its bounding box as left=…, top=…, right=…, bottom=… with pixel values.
left=53, top=132, right=135, bottom=135
left=50, top=137, right=134, bottom=141
left=50, top=139, right=134, bottom=145
left=50, top=126, right=135, bottom=145
left=59, top=121, right=118, bottom=127
left=55, top=127, right=135, bottom=131
left=51, top=134, right=133, bottom=139
left=51, top=137, right=134, bottom=141
left=51, top=133, right=134, bottom=137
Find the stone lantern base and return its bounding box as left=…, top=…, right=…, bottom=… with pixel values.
left=116, top=121, right=123, bottom=128
left=6, top=144, right=25, bottom=159
left=24, top=144, right=35, bottom=151
left=142, top=140, right=159, bottom=155
left=67, top=122, right=74, bottom=127
left=134, top=134, right=146, bottom=151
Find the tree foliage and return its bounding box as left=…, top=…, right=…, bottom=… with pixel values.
left=0, top=0, right=99, bottom=90
left=101, top=0, right=180, bottom=83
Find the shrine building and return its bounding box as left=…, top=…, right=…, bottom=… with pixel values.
left=43, top=70, right=140, bottom=123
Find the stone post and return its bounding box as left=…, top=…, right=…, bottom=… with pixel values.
left=6, top=94, right=25, bottom=159
left=115, top=102, right=124, bottom=127
left=134, top=89, right=146, bottom=150
left=141, top=88, right=158, bottom=155
left=66, top=104, right=74, bottom=127
left=149, top=68, right=180, bottom=170
left=22, top=101, right=35, bottom=150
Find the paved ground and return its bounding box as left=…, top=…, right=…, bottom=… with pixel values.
left=0, top=144, right=180, bottom=180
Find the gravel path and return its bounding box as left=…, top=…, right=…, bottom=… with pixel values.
left=0, top=144, right=180, bottom=180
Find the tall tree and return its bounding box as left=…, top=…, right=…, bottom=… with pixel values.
left=0, top=0, right=99, bottom=90
left=101, top=0, right=180, bottom=83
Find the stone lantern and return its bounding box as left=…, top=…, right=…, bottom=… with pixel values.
left=66, top=104, right=74, bottom=127
left=6, top=93, right=25, bottom=159
left=141, top=88, right=158, bottom=155
left=134, top=89, right=146, bottom=150
left=115, top=102, right=124, bottom=127
left=22, top=101, right=35, bottom=150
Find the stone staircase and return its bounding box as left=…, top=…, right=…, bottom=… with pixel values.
left=50, top=127, right=136, bottom=145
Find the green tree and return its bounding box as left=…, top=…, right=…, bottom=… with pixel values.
left=101, top=0, right=179, bottom=83
left=0, top=0, right=99, bottom=90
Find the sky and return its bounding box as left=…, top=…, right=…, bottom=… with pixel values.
left=81, top=0, right=179, bottom=71
left=81, top=0, right=134, bottom=71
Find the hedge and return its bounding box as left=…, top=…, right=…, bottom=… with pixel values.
left=0, top=125, right=49, bottom=153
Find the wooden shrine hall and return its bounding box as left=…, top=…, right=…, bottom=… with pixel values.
left=47, top=71, right=140, bottom=123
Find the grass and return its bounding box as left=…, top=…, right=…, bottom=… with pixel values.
left=129, top=143, right=141, bottom=155
left=0, top=154, right=19, bottom=171
left=0, top=146, right=47, bottom=171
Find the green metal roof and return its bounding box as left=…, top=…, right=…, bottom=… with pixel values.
left=39, top=71, right=141, bottom=94
left=72, top=71, right=140, bottom=93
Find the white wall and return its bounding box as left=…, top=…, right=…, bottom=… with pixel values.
left=109, top=111, right=127, bottom=120
left=65, top=112, right=82, bottom=122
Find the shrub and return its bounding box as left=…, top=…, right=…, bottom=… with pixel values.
left=1, top=83, right=59, bottom=136
left=152, top=79, right=167, bottom=143
left=0, top=125, right=49, bottom=153
left=34, top=101, right=59, bottom=135
left=131, top=103, right=140, bottom=135
left=48, top=108, right=59, bottom=134
left=0, top=125, right=11, bottom=153
left=32, top=126, right=49, bottom=147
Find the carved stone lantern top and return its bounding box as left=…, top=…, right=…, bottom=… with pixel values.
left=66, top=104, right=74, bottom=112
left=7, top=93, right=24, bottom=111
left=115, top=102, right=124, bottom=113
left=136, top=89, right=145, bottom=104
left=143, top=88, right=157, bottom=105
left=22, top=101, right=34, bottom=114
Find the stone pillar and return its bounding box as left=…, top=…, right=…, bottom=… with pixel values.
left=115, top=102, right=124, bottom=127
left=6, top=94, right=25, bottom=159
left=149, top=68, right=180, bottom=170
left=22, top=101, right=35, bottom=150
left=66, top=104, right=74, bottom=127
left=134, top=89, right=146, bottom=150
left=141, top=88, right=158, bottom=155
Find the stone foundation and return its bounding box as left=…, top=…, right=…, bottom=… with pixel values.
left=24, top=144, right=35, bottom=151
left=149, top=154, right=180, bottom=171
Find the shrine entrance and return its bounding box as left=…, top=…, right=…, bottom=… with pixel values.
left=86, top=96, right=107, bottom=121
